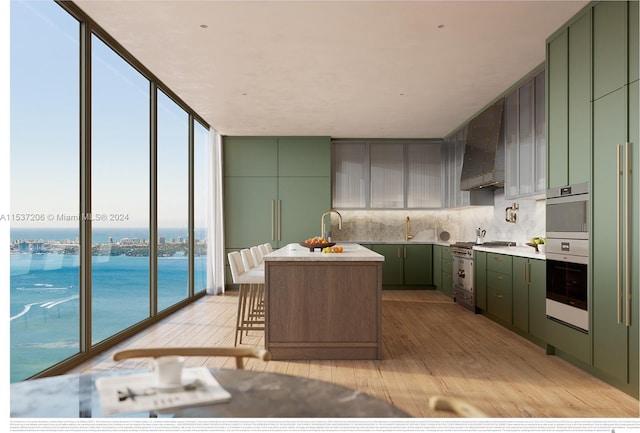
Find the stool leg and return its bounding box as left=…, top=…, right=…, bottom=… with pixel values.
left=235, top=284, right=247, bottom=346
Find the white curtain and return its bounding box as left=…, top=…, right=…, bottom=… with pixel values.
left=206, top=130, right=225, bottom=295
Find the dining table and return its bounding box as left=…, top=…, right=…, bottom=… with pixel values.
left=10, top=367, right=410, bottom=418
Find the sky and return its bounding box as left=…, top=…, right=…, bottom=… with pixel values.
left=7, top=0, right=208, bottom=230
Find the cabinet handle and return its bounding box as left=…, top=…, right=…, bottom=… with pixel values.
left=496, top=293, right=503, bottom=299
left=497, top=275, right=503, bottom=281
left=617, top=144, right=623, bottom=324
left=528, top=262, right=532, bottom=285
left=403, top=246, right=407, bottom=259
left=271, top=200, right=275, bottom=241
left=277, top=199, right=282, bottom=241
left=523, top=262, right=528, bottom=285
left=397, top=247, right=401, bottom=259
left=624, top=142, right=631, bottom=327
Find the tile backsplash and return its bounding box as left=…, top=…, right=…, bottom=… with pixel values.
left=329, top=190, right=545, bottom=245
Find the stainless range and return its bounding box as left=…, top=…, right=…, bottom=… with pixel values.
left=451, top=241, right=516, bottom=312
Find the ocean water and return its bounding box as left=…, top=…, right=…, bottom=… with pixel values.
left=9, top=228, right=207, bottom=383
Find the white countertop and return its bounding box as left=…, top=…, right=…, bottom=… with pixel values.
left=264, top=243, right=384, bottom=262
left=473, top=245, right=545, bottom=260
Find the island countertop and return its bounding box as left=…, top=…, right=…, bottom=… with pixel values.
left=263, top=242, right=383, bottom=261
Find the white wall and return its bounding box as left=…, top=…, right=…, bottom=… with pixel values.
left=330, top=189, right=545, bottom=245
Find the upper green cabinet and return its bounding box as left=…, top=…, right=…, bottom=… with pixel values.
left=223, top=136, right=331, bottom=251
left=547, top=8, right=592, bottom=188
left=224, top=136, right=278, bottom=177
left=593, top=1, right=628, bottom=100
left=567, top=10, right=592, bottom=186
left=629, top=0, right=639, bottom=83
left=547, top=29, right=569, bottom=188
left=277, top=136, right=331, bottom=177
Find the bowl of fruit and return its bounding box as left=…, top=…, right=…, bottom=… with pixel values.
left=526, top=237, right=546, bottom=253
left=300, top=236, right=335, bottom=252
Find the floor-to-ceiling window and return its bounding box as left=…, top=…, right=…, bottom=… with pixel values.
left=194, top=121, right=210, bottom=294
left=157, top=90, right=189, bottom=311
left=9, top=0, right=80, bottom=383
left=91, top=35, right=151, bottom=344
left=9, top=0, right=211, bottom=382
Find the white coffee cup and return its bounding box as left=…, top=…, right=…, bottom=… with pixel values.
left=149, top=356, right=185, bottom=388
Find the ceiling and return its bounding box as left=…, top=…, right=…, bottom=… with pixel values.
left=73, top=0, right=588, bottom=139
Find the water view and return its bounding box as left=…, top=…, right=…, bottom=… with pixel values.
left=10, top=228, right=207, bottom=383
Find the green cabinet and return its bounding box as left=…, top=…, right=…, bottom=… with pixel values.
left=546, top=0, right=639, bottom=397
left=404, top=244, right=433, bottom=286
left=371, top=244, right=433, bottom=288
left=433, top=245, right=453, bottom=297
left=592, top=82, right=638, bottom=396
left=474, top=251, right=487, bottom=310
left=546, top=29, right=569, bottom=188
left=433, top=244, right=442, bottom=290
left=547, top=8, right=592, bottom=188
left=486, top=253, right=512, bottom=324
left=567, top=10, right=592, bottom=185
left=512, top=256, right=546, bottom=339
left=630, top=0, right=639, bottom=84
left=223, top=136, right=331, bottom=251
left=372, top=244, right=403, bottom=286
left=593, top=1, right=628, bottom=100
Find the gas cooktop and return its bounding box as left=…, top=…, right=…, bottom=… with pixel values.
left=451, top=240, right=516, bottom=249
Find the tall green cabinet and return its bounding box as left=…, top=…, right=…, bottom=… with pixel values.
left=223, top=136, right=331, bottom=283
left=547, top=0, right=639, bottom=397
left=547, top=7, right=592, bottom=188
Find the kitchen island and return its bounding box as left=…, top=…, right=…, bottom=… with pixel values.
left=263, top=243, right=384, bottom=360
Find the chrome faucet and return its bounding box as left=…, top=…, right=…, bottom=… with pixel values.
left=321, top=209, right=342, bottom=239
left=405, top=216, right=413, bottom=241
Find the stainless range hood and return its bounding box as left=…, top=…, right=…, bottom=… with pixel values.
left=460, top=98, right=505, bottom=191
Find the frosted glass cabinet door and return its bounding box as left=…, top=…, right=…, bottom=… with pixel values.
left=504, top=90, right=519, bottom=198
left=370, top=142, right=404, bottom=208
left=504, top=71, right=545, bottom=199
left=406, top=143, right=441, bottom=208
left=332, top=142, right=367, bottom=208
left=534, top=72, right=546, bottom=193
left=518, top=80, right=534, bottom=196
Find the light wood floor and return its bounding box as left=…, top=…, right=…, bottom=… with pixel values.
left=68, top=290, right=640, bottom=418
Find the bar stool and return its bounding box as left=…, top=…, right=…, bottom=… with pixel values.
left=258, top=244, right=269, bottom=259
left=228, top=251, right=264, bottom=346
left=250, top=245, right=263, bottom=266
left=241, top=249, right=265, bottom=329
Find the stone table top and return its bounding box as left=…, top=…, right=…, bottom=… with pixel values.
left=10, top=368, right=409, bottom=418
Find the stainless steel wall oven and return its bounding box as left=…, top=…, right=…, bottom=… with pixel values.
left=545, top=183, right=589, bottom=333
